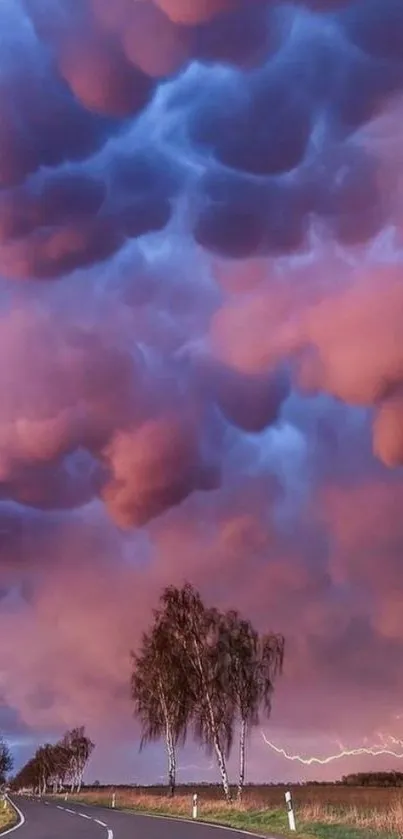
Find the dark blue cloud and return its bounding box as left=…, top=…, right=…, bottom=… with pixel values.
left=0, top=0, right=400, bottom=524
left=0, top=0, right=401, bottom=280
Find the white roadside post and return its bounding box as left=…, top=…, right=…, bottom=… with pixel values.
left=112, top=792, right=116, bottom=809
left=64, top=793, right=68, bottom=802
left=285, top=790, right=296, bottom=831
left=192, top=793, right=198, bottom=820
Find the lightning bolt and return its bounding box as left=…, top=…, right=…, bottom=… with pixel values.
left=386, top=735, right=403, bottom=748
left=261, top=732, right=403, bottom=765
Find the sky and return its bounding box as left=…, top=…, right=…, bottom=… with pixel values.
left=3, top=0, right=403, bottom=786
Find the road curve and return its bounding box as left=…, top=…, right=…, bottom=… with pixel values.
left=9, top=795, right=276, bottom=839
left=7, top=796, right=111, bottom=839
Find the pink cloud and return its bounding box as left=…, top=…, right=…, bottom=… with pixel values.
left=5, top=0, right=403, bottom=788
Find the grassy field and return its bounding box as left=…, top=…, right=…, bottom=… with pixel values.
left=0, top=799, right=17, bottom=834
left=62, top=784, right=403, bottom=839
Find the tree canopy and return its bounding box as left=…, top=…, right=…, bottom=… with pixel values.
left=0, top=737, right=13, bottom=785
left=12, top=727, right=94, bottom=794
left=131, top=583, right=284, bottom=799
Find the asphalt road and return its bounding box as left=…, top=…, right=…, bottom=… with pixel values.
left=8, top=795, right=271, bottom=839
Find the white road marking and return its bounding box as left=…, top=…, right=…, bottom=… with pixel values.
left=3, top=797, right=25, bottom=836
left=28, top=796, right=114, bottom=838
left=69, top=799, right=276, bottom=839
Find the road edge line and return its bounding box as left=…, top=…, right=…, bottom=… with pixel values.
left=1, top=797, right=25, bottom=836
left=58, top=799, right=280, bottom=839
left=117, top=809, right=272, bottom=838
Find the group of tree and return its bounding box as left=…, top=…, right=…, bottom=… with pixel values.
left=11, top=727, right=94, bottom=795
left=0, top=736, right=13, bottom=785
left=131, top=583, right=284, bottom=801
left=341, top=771, right=403, bottom=787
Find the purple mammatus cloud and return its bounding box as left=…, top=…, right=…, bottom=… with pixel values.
left=2, top=0, right=403, bottom=784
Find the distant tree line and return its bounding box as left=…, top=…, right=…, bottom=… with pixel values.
left=0, top=736, right=13, bottom=785
left=131, top=583, right=284, bottom=801
left=341, top=771, right=403, bottom=787
left=11, top=727, right=94, bottom=795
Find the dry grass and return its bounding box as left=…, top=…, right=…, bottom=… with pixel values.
left=0, top=800, right=17, bottom=834
left=299, top=798, right=403, bottom=834
left=67, top=784, right=403, bottom=838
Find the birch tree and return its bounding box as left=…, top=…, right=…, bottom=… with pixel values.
left=50, top=741, right=72, bottom=792
left=0, top=737, right=12, bottom=784
left=157, top=583, right=234, bottom=801
left=221, top=612, right=259, bottom=800
left=131, top=622, right=190, bottom=797
left=12, top=756, right=40, bottom=792
left=34, top=745, right=54, bottom=794
left=62, top=727, right=94, bottom=792
left=222, top=611, right=285, bottom=800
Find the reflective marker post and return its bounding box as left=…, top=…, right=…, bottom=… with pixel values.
left=192, top=793, right=198, bottom=819
left=112, top=792, right=116, bottom=808
left=285, top=790, right=296, bottom=831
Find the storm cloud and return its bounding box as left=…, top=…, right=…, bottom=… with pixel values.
left=2, top=0, right=403, bottom=782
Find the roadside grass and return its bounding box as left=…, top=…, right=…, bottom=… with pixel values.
left=0, top=800, right=17, bottom=833
left=57, top=787, right=403, bottom=839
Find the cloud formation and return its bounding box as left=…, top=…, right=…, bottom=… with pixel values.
left=2, top=0, right=403, bottom=783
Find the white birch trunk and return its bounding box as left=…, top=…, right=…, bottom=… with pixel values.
left=237, top=718, right=246, bottom=800
left=166, top=731, right=176, bottom=797
left=193, top=639, right=232, bottom=802
left=212, top=734, right=231, bottom=800
left=159, top=683, right=177, bottom=797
